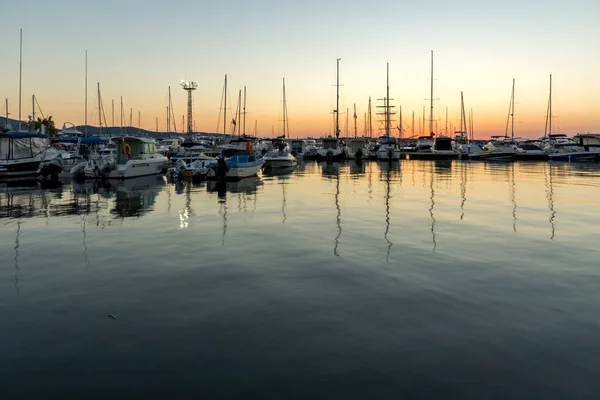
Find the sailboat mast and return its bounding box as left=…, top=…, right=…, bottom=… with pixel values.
left=369, top=96, right=373, bottom=138
left=223, top=74, right=227, bottom=135
left=429, top=50, right=434, bottom=136
left=97, top=83, right=102, bottom=134
left=167, top=86, right=171, bottom=133
left=111, top=100, right=114, bottom=129
left=335, top=58, right=340, bottom=138
left=138, top=110, right=140, bottom=135
left=236, top=89, right=241, bottom=138
left=412, top=111, right=415, bottom=137
left=282, top=78, right=287, bottom=139
left=120, top=96, right=123, bottom=135
left=471, top=108, right=474, bottom=141
left=346, top=107, right=350, bottom=138
left=243, top=85, right=247, bottom=136
left=386, top=62, right=390, bottom=137
left=31, top=95, right=35, bottom=132
left=511, top=78, right=515, bottom=140
left=460, top=91, right=464, bottom=136
left=85, top=50, right=88, bottom=136
left=18, top=29, right=22, bottom=131
left=399, top=105, right=402, bottom=138
left=129, top=108, right=132, bottom=128
left=353, top=103, right=357, bottom=138
left=4, top=98, right=8, bottom=128
left=549, top=74, right=552, bottom=136
left=445, top=107, right=448, bottom=136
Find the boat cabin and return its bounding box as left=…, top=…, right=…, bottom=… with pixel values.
left=113, top=137, right=158, bottom=164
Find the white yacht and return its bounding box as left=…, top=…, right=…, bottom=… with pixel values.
left=85, top=136, right=167, bottom=179
left=316, top=137, right=345, bottom=161
left=289, top=139, right=308, bottom=159
left=263, top=138, right=297, bottom=169
left=377, top=136, right=401, bottom=160
left=346, top=138, right=370, bottom=160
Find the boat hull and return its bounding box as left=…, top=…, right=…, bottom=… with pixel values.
left=106, top=158, right=168, bottom=179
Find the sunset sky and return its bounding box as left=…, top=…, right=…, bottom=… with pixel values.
left=1, top=0, right=598, bottom=139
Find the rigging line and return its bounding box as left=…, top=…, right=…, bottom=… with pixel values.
left=34, top=96, right=46, bottom=119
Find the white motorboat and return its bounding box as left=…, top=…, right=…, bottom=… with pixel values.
left=377, top=136, right=401, bottom=160
left=85, top=136, right=167, bottom=179
left=0, top=131, right=62, bottom=179
left=289, top=139, right=308, bottom=159
left=346, top=138, right=370, bottom=160
left=263, top=138, right=297, bottom=169
left=206, top=149, right=265, bottom=180
left=316, top=137, right=345, bottom=161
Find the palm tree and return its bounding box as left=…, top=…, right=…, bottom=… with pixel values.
left=34, top=116, right=58, bottom=137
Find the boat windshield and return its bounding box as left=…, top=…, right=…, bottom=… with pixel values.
left=322, top=140, right=338, bottom=149
left=0, top=137, right=46, bottom=159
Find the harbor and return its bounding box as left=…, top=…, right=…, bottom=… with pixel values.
left=2, top=0, right=600, bottom=397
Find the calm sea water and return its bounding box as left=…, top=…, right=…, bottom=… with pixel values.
left=2, top=160, right=600, bottom=399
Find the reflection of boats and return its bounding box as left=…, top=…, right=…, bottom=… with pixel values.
left=110, top=175, right=166, bottom=218
left=319, top=161, right=341, bottom=178
left=348, top=159, right=366, bottom=176
left=262, top=165, right=295, bottom=177
left=207, top=175, right=262, bottom=194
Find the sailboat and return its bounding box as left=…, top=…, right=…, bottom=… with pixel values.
left=544, top=75, right=599, bottom=162
left=0, top=30, right=61, bottom=180
left=316, top=58, right=345, bottom=161
left=263, top=78, right=297, bottom=169
left=376, top=62, right=401, bottom=160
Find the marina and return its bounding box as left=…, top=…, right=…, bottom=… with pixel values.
left=1, top=0, right=599, bottom=397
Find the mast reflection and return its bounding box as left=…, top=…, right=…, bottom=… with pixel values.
left=334, top=170, right=341, bottom=257
left=460, top=162, right=467, bottom=220
left=429, top=164, right=437, bottom=252
left=511, top=163, right=517, bottom=233
left=545, top=163, right=556, bottom=240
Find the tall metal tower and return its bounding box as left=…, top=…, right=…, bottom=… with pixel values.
left=180, top=80, right=198, bottom=134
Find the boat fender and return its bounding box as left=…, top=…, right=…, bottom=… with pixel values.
left=122, top=144, right=131, bottom=156
left=246, top=142, right=253, bottom=153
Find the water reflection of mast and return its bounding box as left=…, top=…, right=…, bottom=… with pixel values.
left=545, top=163, right=556, bottom=240
left=281, top=180, right=287, bottom=224
left=81, top=215, right=91, bottom=267
left=429, top=166, right=437, bottom=252
left=510, top=162, right=517, bottom=233
left=219, top=193, right=228, bottom=246
left=460, top=162, right=467, bottom=220
left=384, top=165, right=392, bottom=261
left=334, top=171, right=342, bottom=257
left=14, top=218, right=21, bottom=296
